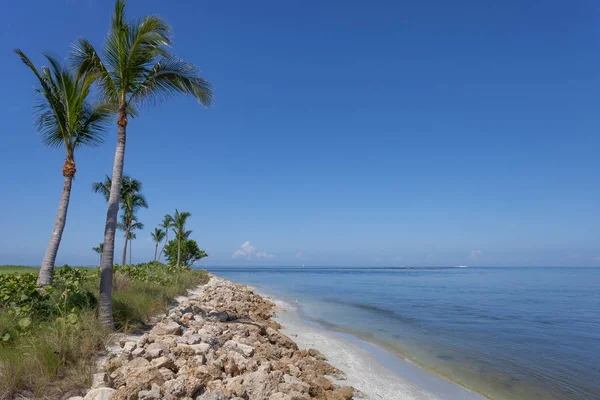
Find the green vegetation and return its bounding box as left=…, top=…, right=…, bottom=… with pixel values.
left=163, top=239, right=208, bottom=268
left=0, top=263, right=209, bottom=397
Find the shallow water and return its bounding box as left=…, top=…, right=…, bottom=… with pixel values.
left=206, top=266, right=600, bottom=400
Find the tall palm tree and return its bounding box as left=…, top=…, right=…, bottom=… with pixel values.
left=92, top=243, right=104, bottom=265
left=117, top=193, right=147, bottom=266
left=127, top=231, right=137, bottom=265
left=151, top=228, right=165, bottom=262
left=72, top=0, right=212, bottom=327
left=172, top=210, right=192, bottom=267
left=15, top=50, right=110, bottom=286
left=157, top=214, right=172, bottom=261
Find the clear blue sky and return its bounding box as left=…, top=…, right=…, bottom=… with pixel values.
left=1, top=0, right=598, bottom=267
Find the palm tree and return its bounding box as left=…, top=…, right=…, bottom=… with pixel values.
left=73, top=0, right=212, bottom=327
left=15, top=50, right=110, bottom=286
left=172, top=210, right=192, bottom=267
left=127, top=231, right=137, bottom=265
left=117, top=193, right=147, bottom=266
left=151, top=228, right=165, bottom=262
left=92, top=243, right=104, bottom=265
left=157, top=214, right=172, bottom=261
left=92, top=175, right=141, bottom=202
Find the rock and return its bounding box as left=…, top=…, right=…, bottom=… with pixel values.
left=138, top=383, right=162, bottom=400
left=308, top=348, right=327, bottom=361
left=103, top=355, right=127, bottom=372
left=83, top=388, right=115, bottom=400
left=145, top=342, right=168, bottom=359
left=187, top=334, right=202, bottom=345
left=196, top=328, right=217, bottom=345
left=111, top=366, right=164, bottom=400
left=67, top=397, right=84, bottom=400
left=195, top=389, right=226, bottom=399
left=122, top=341, right=137, bottom=353
left=150, top=355, right=174, bottom=370
left=159, top=367, right=176, bottom=381
left=206, top=310, right=229, bottom=322
left=91, top=372, right=108, bottom=389
left=313, top=376, right=333, bottom=390
left=282, top=374, right=310, bottom=394
left=326, top=386, right=354, bottom=400
left=127, top=357, right=151, bottom=369
left=87, top=277, right=356, bottom=400
left=224, top=340, right=254, bottom=357
left=190, top=343, right=211, bottom=355
left=287, top=364, right=301, bottom=377
left=131, top=347, right=145, bottom=357
left=154, top=320, right=182, bottom=336
left=138, top=334, right=150, bottom=347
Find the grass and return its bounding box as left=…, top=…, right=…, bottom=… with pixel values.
left=0, top=265, right=41, bottom=274
left=0, top=265, right=97, bottom=275
left=0, top=262, right=209, bottom=399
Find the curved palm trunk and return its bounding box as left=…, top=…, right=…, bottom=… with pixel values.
left=154, top=243, right=158, bottom=262
left=37, top=175, right=73, bottom=286
left=99, top=107, right=127, bottom=328
left=177, top=237, right=181, bottom=267
left=121, top=227, right=129, bottom=267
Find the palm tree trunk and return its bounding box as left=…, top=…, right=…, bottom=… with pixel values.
left=129, top=239, right=132, bottom=265
left=177, top=236, right=181, bottom=267
left=37, top=175, right=73, bottom=286
left=121, top=227, right=129, bottom=267
left=154, top=243, right=158, bottom=262
left=158, top=230, right=168, bottom=261
left=99, top=106, right=127, bottom=328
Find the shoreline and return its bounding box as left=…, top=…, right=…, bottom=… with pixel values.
left=255, top=288, right=485, bottom=400
left=77, top=274, right=485, bottom=400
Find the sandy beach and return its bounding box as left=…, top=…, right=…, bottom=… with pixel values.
left=266, top=294, right=484, bottom=400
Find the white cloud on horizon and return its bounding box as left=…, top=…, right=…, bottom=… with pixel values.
left=232, top=241, right=275, bottom=260
left=470, top=250, right=482, bottom=259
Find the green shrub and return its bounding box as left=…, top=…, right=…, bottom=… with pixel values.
left=163, top=239, right=207, bottom=267
left=0, top=263, right=209, bottom=398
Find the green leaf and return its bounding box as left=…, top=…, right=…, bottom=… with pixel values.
left=1, top=333, right=10, bottom=342
left=18, top=317, right=32, bottom=329
left=67, top=313, right=78, bottom=324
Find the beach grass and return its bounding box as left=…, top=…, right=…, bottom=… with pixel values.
left=0, top=265, right=40, bottom=274
left=0, top=262, right=209, bottom=398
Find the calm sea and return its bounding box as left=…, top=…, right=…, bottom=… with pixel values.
left=205, top=266, right=599, bottom=400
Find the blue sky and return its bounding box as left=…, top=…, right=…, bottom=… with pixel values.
left=0, top=0, right=599, bottom=267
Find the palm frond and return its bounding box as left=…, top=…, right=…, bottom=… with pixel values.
left=131, top=55, right=212, bottom=107
left=151, top=228, right=166, bottom=243
left=128, top=15, right=172, bottom=69
left=130, top=221, right=144, bottom=231
left=92, top=174, right=112, bottom=201
left=17, top=49, right=109, bottom=157
left=71, top=37, right=119, bottom=106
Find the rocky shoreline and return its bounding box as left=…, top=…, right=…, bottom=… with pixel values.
left=78, top=276, right=356, bottom=400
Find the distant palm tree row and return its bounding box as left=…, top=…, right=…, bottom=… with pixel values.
left=16, top=0, right=212, bottom=328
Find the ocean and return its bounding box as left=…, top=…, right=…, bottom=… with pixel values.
left=205, top=266, right=600, bottom=400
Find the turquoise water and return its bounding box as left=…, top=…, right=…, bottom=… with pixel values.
left=206, top=266, right=600, bottom=400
